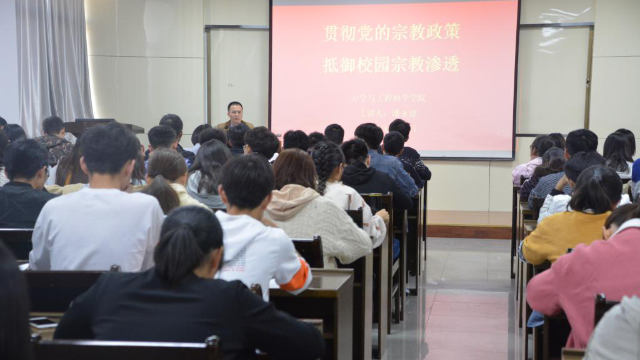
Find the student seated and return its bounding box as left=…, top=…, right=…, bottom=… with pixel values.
left=308, top=132, right=327, bottom=149
left=283, top=130, right=309, bottom=151
left=584, top=296, right=640, bottom=360
left=198, top=127, right=228, bottom=146
left=340, top=139, right=413, bottom=210
left=548, top=132, right=565, bottom=149
left=0, top=131, right=10, bottom=186
left=187, top=140, right=233, bottom=209
left=4, top=124, right=26, bottom=143
left=383, top=131, right=429, bottom=189
left=185, top=123, right=211, bottom=155
left=603, top=132, right=634, bottom=180
left=0, top=139, right=56, bottom=228
left=311, top=141, right=388, bottom=248
left=144, top=149, right=210, bottom=211
left=0, top=243, right=31, bottom=359
left=227, top=122, right=249, bottom=156
left=519, top=147, right=564, bottom=202
left=388, top=119, right=431, bottom=185
left=54, top=143, right=88, bottom=186
left=29, top=123, right=164, bottom=271
left=216, top=155, right=312, bottom=301
left=34, top=116, right=73, bottom=166
left=355, top=123, right=417, bottom=198
left=512, top=135, right=555, bottom=186
left=159, top=113, right=195, bottom=165
left=244, top=126, right=280, bottom=163
left=53, top=206, right=324, bottom=360
left=147, top=125, right=178, bottom=154
left=324, top=123, right=344, bottom=145
left=529, top=129, right=598, bottom=201
left=527, top=203, right=640, bottom=349
left=265, top=149, right=372, bottom=268
left=520, top=165, right=621, bottom=265
left=614, top=128, right=635, bottom=161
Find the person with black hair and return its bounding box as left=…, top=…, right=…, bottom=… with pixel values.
left=603, top=132, right=634, bottom=179
left=4, top=124, right=26, bottom=143
left=159, top=113, right=195, bottom=165
left=307, top=132, right=327, bottom=149
left=227, top=122, right=249, bottom=156
left=340, top=138, right=413, bottom=209
left=0, top=116, right=7, bottom=130
left=187, top=139, right=233, bottom=209
left=186, top=123, right=211, bottom=154
left=34, top=116, right=73, bottom=166
left=521, top=165, right=621, bottom=266
left=216, top=101, right=255, bottom=130
left=0, top=139, right=56, bottom=228
left=512, top=135, right=555, bottom=185
left=548, top=133, right=566, bottom=150
left=388, top=119, right=431, bottom=185
left=198, top=127, right=228, bottom=146
left=520, top=147, right=565, bottom=201
left=216, top=154, right=312, bottom=301
left=283, top=130, right=310, bottom=151
left=324, top=123, right=344, bottom=144
left=383, top=131, right=430, bottom=188
left=311, top=141, right=388, bottom=248
left=148, top=125, right=178, bottom=152
left=244, top=126, right=280, bottom=162
left=54, top=142, right=88, bottom=187
left=355, top=123, right=418, bottom=198
left=0, top=243, right=31, bottom=360
left=29, top=123, right=164, bottom=271
left=0, top=131, right=9, bottom=186
left=54, top=206, right=324, bottom=360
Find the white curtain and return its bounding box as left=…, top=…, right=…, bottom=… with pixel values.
left=17, top=0, right=93, bottom=137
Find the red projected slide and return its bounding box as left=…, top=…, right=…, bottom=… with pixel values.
left=271, top=0, right=519, bottom=158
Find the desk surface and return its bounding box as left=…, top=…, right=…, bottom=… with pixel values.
left=270, top=269, right=353, bottom=298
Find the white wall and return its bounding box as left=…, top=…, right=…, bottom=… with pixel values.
left=0, top=0, right=19, bottom=123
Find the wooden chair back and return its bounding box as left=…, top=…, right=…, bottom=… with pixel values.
left=0, top=228, right=33, bottom=260
left=594, top=293, right=620, bottom=326
left=346, top=208, right=364, bottom=228
left=25, top=271, right=105, bottom=313
left=292, top=236, right=324, bottom=268
left=31, top=335, right=221, bottom=360
left=530, top=197, right=545, bottom=220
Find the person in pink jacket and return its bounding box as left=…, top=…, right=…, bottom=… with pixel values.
left=527, top=204, right=640, bottom=348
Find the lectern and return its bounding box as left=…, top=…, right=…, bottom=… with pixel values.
left=64, top=119, right=144, bottom=138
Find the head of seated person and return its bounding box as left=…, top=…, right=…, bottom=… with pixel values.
left=613, top=128, right=636, bottom=160
left=354, top=123, right=383, bottom=151
left=548, top=133, right=566, bottom=150
left=273, top=149, right=317, bottom=192
left=283, top=130, right=309, bottom=151
left=0, top=243, right=31, bottom=359
left=190, top=124, right=211, bottom=147
left=341, top=138, right=371, bottom=167
left=55, top=142, right=89, bottom=186
left=564, top=151, right=606, bottom=189
left=243, top=126, right=280, bottom=160
left=148, top=125, right=178, bottom=153
left=382, top=131, right=405, bottom=158
left=603, top=203, right=640, bottom=240
left=4, top=139, right=49, bottom=190
left=324, top=124, right=344, bottom=145
left=4, top=124, right=26, bottom=143
left=198, top=128, right=227, bottom=147
left=81, top=123, right=141, bottom=191
left=534, top=147, right=565, bottom=178
left=41, top=116, right=66, bottom=139
left=389, top=118, right=411, bottom=143
left=604, top=132, right=634, bottom=176
left=307, top=132, right=327, bottom=150
left=530, top=135, right=555, bottom=160
left=227, top=123, right=250, bottom=152
left=569, top=165, right=622, bottom=215
left=218, top=154, right=274, bottom=218
left=0, top=116, right=6, bottom=131
left=143, top=149, right=188, bottom=214
left=311, top=141, right=345, bottom=195
left=159, top=113, right=184, bottom=144
left=187, top=139, right=232, bottom=208
left=565, top=129, right=598, bottom=159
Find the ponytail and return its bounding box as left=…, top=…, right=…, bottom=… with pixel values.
left=140, top=175, right=180, bottom=214
left=311, top=141, right=345, bottom=195
left=569, top=166, right=622, bottom=214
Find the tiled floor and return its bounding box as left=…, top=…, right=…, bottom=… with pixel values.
left=384, top=237, right=515, bottom=360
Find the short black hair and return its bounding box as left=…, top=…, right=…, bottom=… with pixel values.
left=42, top=116, right=65, bottom=136
left=548, top=133, right=565, bottom=149
left=228, top=123, right=250, bottom=147
left=244, top=126, right=280, bottom=159
left=341, top=138, right=369, bottom=165
left=569, top=165, right=622, bottom=214
left=283, top=130, right=309, bottom=151
left=227, top=101, right=243, bottom=111
left=148, top=125, right=177, bottom=149
left=383, top=131, right=405, bottom=156
left=190, top=124, right=211, bottom=145
left=4, top=124, right=26, bottom=143
left=198, top=128, right=227, bottom=145
left=159, top=114, right=183, bottom=135
left=81, top=123, right=139, bottom=174
left=566, top=129, right=598, bottom=156
left=324, top=124, right=344, bottom=144
left=220, top=154, right=274, bottom=209
left=564, top=151, right=606, bottom=182
left=3, top=139, right=48, bottom=180
left=0, top=116, right=7, bottom=127
left=389, top=119, right=411, bottom=142
left=531, top=135, right=555, bottom=157
left=308, top=132, right=327, bottom=149
left=354, top=123, right=383, bottom=149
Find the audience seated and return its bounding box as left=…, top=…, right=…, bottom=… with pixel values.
left=341, top=139, right=413, bottom=210
left=529, top=129, right=598, bottom=203
left=388, top=118, right=432, bottom=185
left=4, top=124, right=26, bottom=143
left=145, top=148, right=210, bottom=211
left=311, top=141, right=388, bottom=248
left=147, top=125, right=178, bottom=153
left=283, top=130, right=310, bottom=151
left=0, top=139, right=56, bottom=228
left=227, top=122, right=249, bottom=156
left=0, top=131, right=9, bottom=186
left=520, top=165, right=621, bottom=265
left=548, top=132, right=566, bottom=149
left=54, top=142, right=88, bottom=186
left=519, top=147, right=564, bottom=201
left=0, top=116, right=6, bottom=130
left=265, top=149, right=372, bottom=268
left=186, top=123, right=211, bottom=154
left=584, top=296, right=640, bottom=360
left=216, top=155, right=312, bottom=301
left=308, top=132, right=327, bottom=149
left=614, top=128, right=636, bottom=161
left=603, top=132, right=634, bottom=180
left=244, top=126, right=280, bottom=163
left=198, top=127, right=228, bottom=146
left=187, top=139, right=232, bottom=209
left=324, top=123, right=344, bottom=144
left=527, top=203, right=640, bottom=349
left=355, top=123, right=418, bottom=198
left=383, top=131, right=429, bottom=189
left=34, top=116, right=73, bottom=166
left=53, top=206, right=324, bottom=360
left=29, top=123, right=164, bottom=271
left=159, top=113, right=195, bottom=165
left=0, top=243, right=31, bottom=360
left=215, top=101, right=255, bottom=130
left=512, top=135, right=555, bottom=186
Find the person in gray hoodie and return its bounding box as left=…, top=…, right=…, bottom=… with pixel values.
left=585, top=296, right=640, bottom=360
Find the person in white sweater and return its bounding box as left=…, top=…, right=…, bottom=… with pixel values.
left=311, top=141, right=388, bottom=248
left=265, top=149, right=372, bottom=268
left=584, top=296, right=640, bottom=360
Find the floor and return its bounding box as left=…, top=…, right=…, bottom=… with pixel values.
left=384, top=237, right=516, bottom=360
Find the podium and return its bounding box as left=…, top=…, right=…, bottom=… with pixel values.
left=64, top=121, right=145, bottom=138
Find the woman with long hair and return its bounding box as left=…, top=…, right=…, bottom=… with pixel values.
left=603, top=132, right=634, bottom=180
left=187, top=139, right=233, bottom=209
